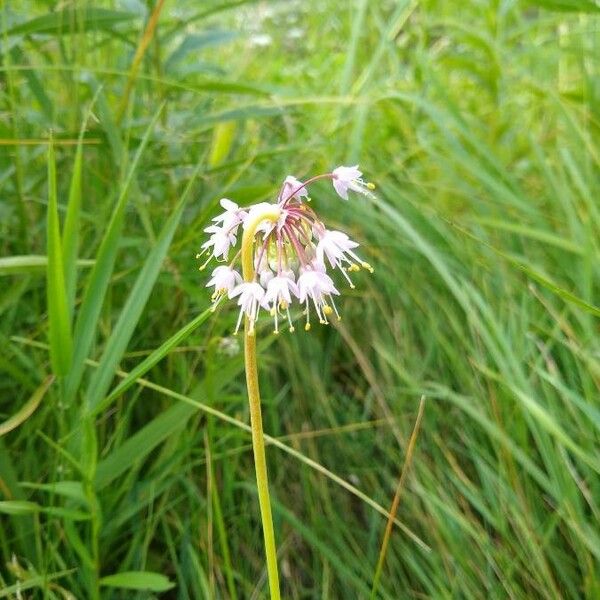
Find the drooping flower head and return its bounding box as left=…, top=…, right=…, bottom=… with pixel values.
left=198, top=166, right=375, bottom=334
left=331, top=165, right=375, bottom=200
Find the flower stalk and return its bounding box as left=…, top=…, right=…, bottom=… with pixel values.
left=241, top=207, right=282, bottom=599
left=198, top=166, right=375, bottom=597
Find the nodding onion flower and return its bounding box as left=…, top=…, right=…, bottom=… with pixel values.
left=199, top=166, right=375, bottom=334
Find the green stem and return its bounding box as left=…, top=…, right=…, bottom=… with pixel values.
left=241, top=207, right=281, bottom=600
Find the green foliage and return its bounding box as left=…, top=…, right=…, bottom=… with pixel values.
left=1, top=1, right=599, bottom=598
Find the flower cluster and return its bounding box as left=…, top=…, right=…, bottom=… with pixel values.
left=198, top=166, right=375, bottom=335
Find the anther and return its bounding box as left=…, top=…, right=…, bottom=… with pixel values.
left=304, top=323, right=311, bottom=331
left=323, top=305, right=333, bottom=316
left=361, top=261, right=374, bottom=273
left=366, top=182, right=376, bottom=190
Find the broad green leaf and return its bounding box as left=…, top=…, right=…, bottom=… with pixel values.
left=99, top=571, right=175, bottom=592
left=46, top=140, right=72, bottom=376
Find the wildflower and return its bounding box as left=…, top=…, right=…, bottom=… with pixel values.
left=198, top=166, right=375, bottom=333
left=212, top=198, right=247, bottom=232
left=316, top=229, right=373, bottom=287
left=206, top=266, right=242, bottom=308
left=200, top=224, right=236, bottom=262
left=263, top=275, right=299, bottom=333
left=278, top=176, right=308, bottom=202
left=297, top=268, right=340, bottom=329
left=230, top=282, right=266, bottom=335
left=332, top=165, right=375, bottom=200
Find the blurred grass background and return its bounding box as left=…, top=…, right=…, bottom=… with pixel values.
left=1, top=0, right=599, bottom=598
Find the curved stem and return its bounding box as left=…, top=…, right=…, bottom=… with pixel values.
left=241, top=207, right=282, bottom=600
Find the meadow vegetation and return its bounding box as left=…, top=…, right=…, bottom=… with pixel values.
left=0, top=0, right=599, bottom=598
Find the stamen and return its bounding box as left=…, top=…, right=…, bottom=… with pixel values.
left=340, top=267, right=356, bottom=289
left=285, top=306, right=294, bottom=331
left=328, top=295, right=342, bottom=321
left=361, top=261, right=374, bottom=273
left=199, top=254, right=213, bottom=271
left=234, top=309, right=244, bottom=335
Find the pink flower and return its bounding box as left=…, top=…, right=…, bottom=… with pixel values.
left=230, top=282, right=266, bottom=334
left=332, top=165, right=374, bottom=200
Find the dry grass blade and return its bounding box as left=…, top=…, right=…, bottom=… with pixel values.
left=370, top=396, right=426, bottom=598
left=0, top=375, right=54, bottom=436
left=116, top=0, right=166, bottom=122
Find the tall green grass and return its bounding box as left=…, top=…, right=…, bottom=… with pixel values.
left=1, top=1, right=598, bottom=598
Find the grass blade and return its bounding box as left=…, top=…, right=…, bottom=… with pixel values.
left=0, top=255, right=93, bottom=276
left=46, top=138, right=73, bottom=376
left=0, top=375, right=54, bottom=436
left=98, top=306, right=212, bottom=414
left=100, top=572, right=175, bottom=592
left=63, top=90, right=101, bottom=319
left=64, top=104, right=164, bottom=402
left=84, top=160, right=202, bottom=412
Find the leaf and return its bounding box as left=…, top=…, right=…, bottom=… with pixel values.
left=0, top=255, right=94, bottom=276
left=46, top=139, right=73, bottom=376
left=99, top=571, right=175, bottom=592
left=19, top=481, right=86, bottom=505
left=99, top=307, right=212, bottom=413
left=63, top=91, right=101, bottom=319
left=64, top=104, right=164, bottom=403
left=0, top=500, right=88, bottom=520
left=165, top=30, right=239, bottom=70
left=4, top=8, right=139, bottom=37
left=209, top=121, right=236, bottom=167
left=525, top=0, right=600, bottom=12
left=95, top=402, right=196, bottom=489
left=0, top=375, right=54, bottom=436
left=84, top=160, right=202, bottom=412
left=0, top=569, right=76, bottom=598
left=0, top=500, right=39, bottom=515
left=519, top=262, right=600, bottom=317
